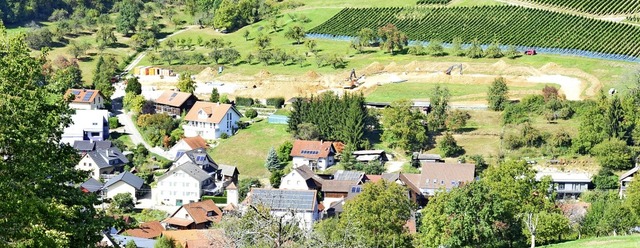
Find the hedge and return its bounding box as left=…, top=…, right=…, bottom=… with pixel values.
left=235, top=97, right=254, bottom=106
left=202, top=196, right=227, bottom=204
left=266, top=97, right=285, bottom=108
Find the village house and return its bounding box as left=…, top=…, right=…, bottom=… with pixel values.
left=123, top=221, right=165, bottom=240
left=352, top=150, right=388, bottom=164
left=61, top=110, right=110, bottom=145
left=419, top=162, right=475, bottom=196
left=161, top=229, right=227, bottom=248
left=73, top=140, right=113, bottom=153
left=536, top=171, right=592, bottom=199
left=167, top=136, right=208, bottom=161
left=162, top=200, right=223, bottom=230
left=102, top=171, right=145, bottom=202
left=217, top=164, right=239, bottom=185
left=154, top=162, right=216, bottom=206
left=290, top=140, right=336, bottom=171
left=75, top=146, right=129, bottom=181
left=280, top=165, right=324, bottom=191
left=173, top=147, right=218, bottom=177
left=413, top=153, right=445, bottom=163
left=183, top=101, right=242, bottom=140
left=64, top=89, right=106, bottom=110
left=80, top=178, right=103, bottom=194
left=245, top=188, right=320, bottom=230
left=620, top=166, right=639, bottom=197
left=154, top=90, right=198, bottom=117
left=322, top=170, right=366, bottom=206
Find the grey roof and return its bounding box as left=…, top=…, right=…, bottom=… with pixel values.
left=295, top=165, right=324, bottom=187
left=73, top=140, right=112, bottom=152
left=180, top=148, right=218, bottom=173
left=86, top=147, right=129, bottom=169
left=250, top=189, right=316, bottom=211
left=381, top=173, right=400, bottom=182
left=110, top=234, right=157, bottom=248
left=417, top=153, right=442, bottom=161
left=81, top=178, right=103, bottom=193
left=333, top=170, right=365, bottom=181
left=162, top=162, right=211, bottom=182
left=620, top=166, right=640, bottom=181
left=218, top=164, right=238, bottom=177
left=103, top=171, right=144, bottom=190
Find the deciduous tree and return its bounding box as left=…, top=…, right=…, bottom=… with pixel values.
left=381, top=100, right=428, bottom=152
left=177, top=73, right=196, bottom=93
left=285, top=25, right=306, bottom=44
left=377, top=23, right=408, bottom=54
left=488, top=77, right=509, bottom=111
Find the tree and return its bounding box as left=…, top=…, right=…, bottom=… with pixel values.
left=427, top=85, right=450, bottom=131
left=255, top=34, right=271, bottom=50
left=354, top=161, right=386, bottom=175
left=426, top=39, right=446, bottom=56
left=484, top=41, right=503, bottom=58
left=591, top=138, right=633, bottom=170
left=356, top=27, right=377, bottom=48
left=377, top=23, right=408, bottom=54
left=438, top=132, right=464, bottom=157
left=110, top=192, right=135, bottom=213
left=48, top=60, right=83, bottom=94
left=334, top=180, right=414, bottom=247
left=96, top=25, right=117, bottom=48
left=505, top=45, right=520, bottom=59
left=125, top=239, right=138, bottom=248
left=210, top=88, right=220, bottom=102
left=68, top=41, right=90, bottom=59
left=265, top=147, right=281, bottom=172
left=0, top=30, right=111, bottom=246
left=269, top=169, right=284, bottom=188
left=466, top=38, right=484, bottom=58
left=488, top=77, right=509, bottom=111
left=238, top=178, right=262, bottom=201
left=245, top=108, right=258, bottom=119
left=25, top=27, right=54, bottom=50
left=446, top=109, right=470, bottom=133
left=243, top=29, right=250, bottom=41
left=276, top=141, right=293, bottom=163
left=284, top=25, right=306, bottom=44
left=125, top=77, right=142, bottom=95
left=305, top=39, right=318, bottom=55
left=381, top=100, right=429, bottom=152
left=177, top=73, right=196, bottom=93
left=221, top=48, right=241, bottom=65
left=154, top=236, right=177, bottom=248
left=48, top=9, right=69, bottom=22
left=124, top=92, right=146, bottom=114
left=92, top=55, right=117, bottom=99
left=451, top=37, right=465, bottom=56
left=116, top=0, right=143, bottom=35
left=593, top=168, right=619, bottom=190
left=295, top=123, right=320, bottom=140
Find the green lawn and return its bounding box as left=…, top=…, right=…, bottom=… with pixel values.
left=208, top=120, right=292, bottom=179
left=542, top=235, right=640, bottom=248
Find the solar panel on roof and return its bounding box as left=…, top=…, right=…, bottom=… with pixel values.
left=82, top=91, right=95, bottom=101
left=168, top=92, right=178, bottom=101
left=72, top=90, right=81, bottom=95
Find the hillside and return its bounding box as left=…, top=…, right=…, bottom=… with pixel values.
left=542, top=235, right=640, bottom=248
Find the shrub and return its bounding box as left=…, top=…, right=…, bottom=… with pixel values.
left=235, top=97, right=254, bottom=106
left=220, top=133, right=229, bottom=139
left=245, top=108, right=258, bottom=119
left=108, top=116, right=120, bottom=129
left=266, top=97, right=286, bottom=108
left=504, top=133, right=524, bottom=150
left=438, top=132, right=464, bottom=157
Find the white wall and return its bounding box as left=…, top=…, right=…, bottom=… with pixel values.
left=183, top=109, right=240, bottom=140
left=280, top=171, right=309, bottom=190
left=227, top=189, right=238, bottom=206
left=75, top=155, right=110, bottom=180
left=269, top=209, right=317, bottom=231
left=106, top=181, right=137, bottom=201
left=168, top=140, right=191, bottom=161
left=172, top=207, right=195, bottom=221
left=68, top=95, right=104, bottom=110
left=292, top=156, right=335, bottom=171
left=155, top=172, right=202, bottom=206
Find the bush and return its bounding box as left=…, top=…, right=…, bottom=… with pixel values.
left=235, top=97, right=254, bottom=106
left=266, top=97, right=285, bottom=108
left=220, top=133, right=229, bottom=139
left=108, top=116, right=120, bottom=129
left=201, top=195, right=227, bottom=204
left=245, top=108, right=258, bottom=119
left=437, top=132, right=464, bottom=157
left=504, top=133, right=524, bottom=150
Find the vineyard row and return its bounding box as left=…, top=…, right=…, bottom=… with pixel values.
left=517, top=0, right=640, bottom=16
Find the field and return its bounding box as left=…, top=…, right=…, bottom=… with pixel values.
left=542, top=235, right=640, bottom=248
left=517, top=0, right=640, bottom=15
left=208, top=120, right=292, bottom=178
left=309, top=6, right=640, bottom=58
left=365, top=82, right=546, bottom=102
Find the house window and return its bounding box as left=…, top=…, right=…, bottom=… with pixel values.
left=433, top=179, right=437, bottom=184
left=558, top=183, right=565, bottom=190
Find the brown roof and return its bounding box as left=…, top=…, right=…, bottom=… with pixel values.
left=290, top=140, right=335, bottom=159
left=155, top=90, right=195, bottom=107
left=64, top=89, right=103, bottom=103
left=399, top=173, right=422, bottom=194
left=162, top=229, right=228, bottom=248
left=223, top=203, right=237, bottom=211
left=182, top=136, right=208, bottom=150
left=123, top=221, right=164, bottom=239
left=295, top=165, right=324, bottom=186
left=419, top=162, right=475, bottom=189
left=184, top=101, right=240, bottom=124
left=323, top=180, right=359, bottom=193
left=226, top=182, right=237, bottom=190
left=182, top=200, right=223, bottom=224
left=163, top=217, right=194, bottom=227
left=365, top=175, right=382, bottom=183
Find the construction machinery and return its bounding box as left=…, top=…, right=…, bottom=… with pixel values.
left=445, top=64, right=463, bottom=75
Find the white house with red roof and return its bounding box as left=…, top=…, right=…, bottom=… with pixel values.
left=182, top=101, right=242, bottom=140
left=64, top=89, right=106, bottom=110
left=290, top=140, right=336, bottom=171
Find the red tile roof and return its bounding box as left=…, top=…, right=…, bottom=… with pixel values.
left=64, top=89, right=103, bottom=103
left=184, top=101, right=240, bottom=124
left=162, top=229, right=228, bottom=248
left=365, top=175, right=382, bottom=183
left=182, top=136, right=208, bottom=150
left=290, top=140, right=335, bottom=159
left=183, top=200, right=223, bottom=224
left=123, top=221, right=164, bottom=239
left=419, top=162, right=475, bottom=190
left=163, top=217, right=194, bottom=227
left=155, top=90, right=195, bottom=107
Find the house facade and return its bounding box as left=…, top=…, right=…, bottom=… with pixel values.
left=163, top=200, right=222, bottom=230
left=61, top=110, right=110, bottom=145
left=167, top=136, right=208, bottom=161
left=419, top=162, right=475, bottom=196
left=620, top=166, right=639, bottom=197
left=183, top=101, right=242, bottom=140
left=103, top=171, right=144, bottom=201
left=65, top=89, right=105, bottom=110
left=290, top=140, right=336, bottom=171
left=536, top=172, right=592, bottom=199
left=75, top=147, right=129, bottom=181
left=280, top=165, right=323, bottom=191
left=246, top=189, right=319, bottom=230
left=154, top=90, right=198, bottom=116
left=154, top=162, right=216, bottom=206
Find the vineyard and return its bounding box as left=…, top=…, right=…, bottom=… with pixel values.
left=309, top=6, right=640, bottom=59
left=417, top=0, right=451, bottom=4
left=517, top=0, right=639, bottom=15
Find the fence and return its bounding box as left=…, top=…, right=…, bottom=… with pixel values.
left=268, top=115, right=289, bottom=124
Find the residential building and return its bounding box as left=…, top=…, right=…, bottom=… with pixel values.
left=352, top=150, right=388, bottom=164
left=75, top=147, right=129, bottom=181
left=64, top=89, right=105, bottom=110
left=163, top=200, right=223, bottom=230
left=280, top=165, right=324, bottom=191
left=103, top=171, right=145, bottom=201
left=80, top=178, right=103, bottom=193
left=413, top=153, right=444, bottom=163
left=246, top=188, right=319, bottom=230
left=73, top=140, right=113, bottom=153
left=620, top=166, right=639, bottom=197
left=173, top=147, right=218, bottom=176
left=167, top=136, right=208, bottom=160
left=183, top=101, right=242, bottom=140
left=536, top=171, right=592, bottom=199
left=154, top=162, right=216, bottom=206
left=61, top=110, right=110, bottom=145
left=154, top=90, right=198, bottom=116
left=290, top=140, right=336, bottom=170
left=419, top=162, right=475, bottom=196
left=217, top=164, right=239, bottom=185
left=161, top=229, right=228, bottom=248
left=123, top=221, right=165, bottom=239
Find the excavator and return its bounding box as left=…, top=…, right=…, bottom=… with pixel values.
left=445, top=64, right=463, bottom=75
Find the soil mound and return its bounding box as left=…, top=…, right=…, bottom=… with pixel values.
left=194, top=67, right=216, bottom=82
left=404, top=61, right=421, bottom=71
left=256, top=70, right=272, bottom=78
left=384, top=62, right=399, bottom=71
left=363, top=62, right=384, bottom=75
left=540, top=62, right=560, bottom=71
left=491, top=60, right=508, bottom=71
left=305, top=70, right=321, bottom=79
